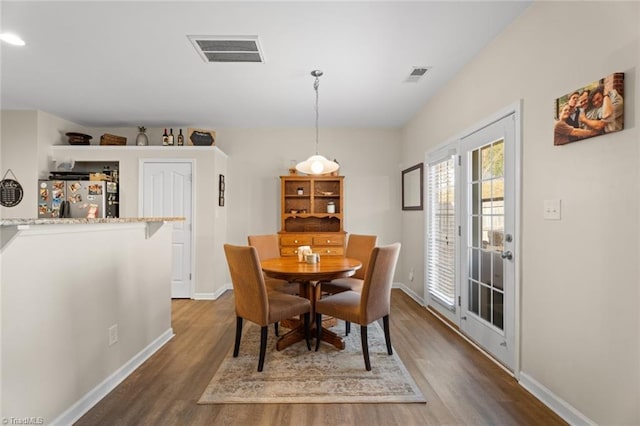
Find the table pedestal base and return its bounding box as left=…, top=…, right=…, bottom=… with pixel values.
left=276, top=322, right=345, bottom=351
left=267, top=273, right=358, bottom=352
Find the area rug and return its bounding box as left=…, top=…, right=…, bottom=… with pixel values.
left=198, top=320, right=426, bottom=404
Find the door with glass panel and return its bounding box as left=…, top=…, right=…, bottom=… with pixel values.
left=460, top=113, right=516, bottom=371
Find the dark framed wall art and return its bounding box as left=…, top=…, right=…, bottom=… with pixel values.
left=402, top=163, right=423, bottom=211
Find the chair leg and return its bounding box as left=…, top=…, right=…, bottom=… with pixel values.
left=258, top=326, right=268, bottom=372
left=345, top=321, right=351, bottom=336
left=361, top=325, right=371, bottom=371
left=315, top=313, right=322, bottom=351
left=383, top=315, right=393, bottom=355
left=233, top=316, right=243, bottom=357
left=274, top=322, right=279, bottom=337
left=303, top=313, right=311, bottom=350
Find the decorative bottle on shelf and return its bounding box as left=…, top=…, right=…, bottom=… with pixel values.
left=168, top=128, right=174, bottom=146
left=177, top=129, right=184, bottom=146
left=162, top=128, right=169, bottom=146
left=135, top=126, right=149, bottom=146
left=327, top=201, right=335, bottom=214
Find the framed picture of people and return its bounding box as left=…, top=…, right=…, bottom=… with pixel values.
left=553, top=72, right=624, bottom=146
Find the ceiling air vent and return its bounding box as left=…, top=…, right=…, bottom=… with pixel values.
left=405, top=66, right=431, bottom=83
left=188, top=35, right=265, bottom=63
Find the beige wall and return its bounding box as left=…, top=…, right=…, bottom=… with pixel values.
left=1, top=115, right=228, bottom=297
left=0, top=114, right=401, bottom=296
left=402, top=1, right=639, bottom=424
left=215, top=127, right=403, bottom=249
left=1, top=223, right=173, bottom=423
left=0, top=110, right=38, bottom=219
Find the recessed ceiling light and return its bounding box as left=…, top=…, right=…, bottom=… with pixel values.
left=0, top=33, right=26, bottom=46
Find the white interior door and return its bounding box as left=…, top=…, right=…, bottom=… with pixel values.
left=142, top=161, right=193, bottom=298
left=460, top=113, right=517, bottom=371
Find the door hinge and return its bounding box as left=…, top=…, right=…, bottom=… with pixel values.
left=458, top=295, right=461, bottom=306
left=458, top=155, right=461, bottom=166
left=458, top=225, right=461, bottom=237
left=189, top=273, right=192, bottom=280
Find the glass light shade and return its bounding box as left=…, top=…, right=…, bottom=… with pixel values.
left=0, top=33, right=26, bottom=46
left=295, top=155, right=339, bottom=175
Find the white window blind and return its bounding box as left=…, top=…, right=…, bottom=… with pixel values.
left=426, top=154, right=456, bottom=309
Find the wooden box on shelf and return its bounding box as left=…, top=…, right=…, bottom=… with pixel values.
left=279, top=175, right=345, bottom=257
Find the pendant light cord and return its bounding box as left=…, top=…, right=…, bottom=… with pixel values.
left=314, top=76, right=320, bottom=155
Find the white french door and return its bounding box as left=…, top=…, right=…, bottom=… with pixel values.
left=459, top=113, right=517, bottom=371
left=141, top=161, right=193, bottom=298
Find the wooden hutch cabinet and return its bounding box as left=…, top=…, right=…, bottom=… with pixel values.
left=279, top=175, right=346, bottom=257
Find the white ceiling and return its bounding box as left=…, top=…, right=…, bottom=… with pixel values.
left=0, top=1, right=531, bottom=129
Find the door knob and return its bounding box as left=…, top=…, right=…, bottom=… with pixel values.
left=501, top=250, right=513, bottom=260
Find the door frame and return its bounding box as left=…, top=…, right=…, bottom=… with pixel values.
left=424, top=101, right=522, bottom=377
left=138, top=158, right=196, bottom=299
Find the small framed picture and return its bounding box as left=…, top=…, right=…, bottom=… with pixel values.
left=218, top=174, right=225, bottom=206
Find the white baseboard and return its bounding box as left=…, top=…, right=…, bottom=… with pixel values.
left=51, top=328, right=174, bottom=426
left=193, top=284, right=231, bottom=300
left=394, top=286, right=594, bottom=425
left=519, top=372, right=595, bottom=426
left=393, top=282, right=425, bottom=306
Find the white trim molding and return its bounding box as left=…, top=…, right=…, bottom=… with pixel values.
left=519, top=372, right=595, bottom=426
left=51, top=329, right=174, bottom=426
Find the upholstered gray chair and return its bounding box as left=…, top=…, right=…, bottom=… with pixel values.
left=224, top=244, right=311, bottom=372
left=315, top=243, right=401, bottom=371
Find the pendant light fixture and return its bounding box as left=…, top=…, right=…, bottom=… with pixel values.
left=295, top=70, right=340, bottom=175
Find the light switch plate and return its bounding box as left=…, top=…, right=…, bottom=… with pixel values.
left=544, top=199, right=561, bottom=220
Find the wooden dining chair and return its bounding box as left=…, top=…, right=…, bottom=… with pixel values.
left=321, top=234, right=378, bottom=295
left=224, top=244, right=311, bottom=372
left=320, top=234, right=377, bottom=335
left=248, top=234, right=298, bottom=295
left=248, top=234, right=299, bottom=336
left=314, top=243, right=401, bottom=371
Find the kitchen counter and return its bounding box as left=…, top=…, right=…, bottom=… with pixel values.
left=0, top=216, right=184, bottom=226
left=0, top=217, right=185, bottom=251
left=1, top=216, right=177, bottom=424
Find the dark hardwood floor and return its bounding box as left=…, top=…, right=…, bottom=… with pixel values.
left=76, top=290, right=566, bottom=425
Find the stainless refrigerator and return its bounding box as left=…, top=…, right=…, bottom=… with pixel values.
left=38, top=180, right=117, bottom=218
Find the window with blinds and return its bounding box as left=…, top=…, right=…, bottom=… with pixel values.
left=426, top=154, right=456, bottom=310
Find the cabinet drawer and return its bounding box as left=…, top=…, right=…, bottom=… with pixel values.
left=280, top=247, right=300, bottom=257
left=313, top=246, right=345, bottom=256
left=312, top=235, right=345, bottom=246
left=280, top=235, right=313, bottom=246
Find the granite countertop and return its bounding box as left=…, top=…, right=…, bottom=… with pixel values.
left=0, top=217, right=185, bottom=226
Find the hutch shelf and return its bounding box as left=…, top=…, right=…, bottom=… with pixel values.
left=279, top=175, right=345, bottom=256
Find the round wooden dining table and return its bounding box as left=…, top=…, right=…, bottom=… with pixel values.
left=261, top=256, right=362, bottom=351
